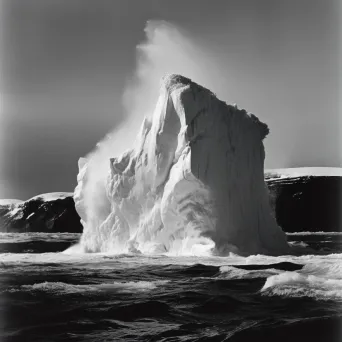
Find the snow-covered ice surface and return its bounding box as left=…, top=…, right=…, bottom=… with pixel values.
left=0, top=193, right=72, bottom=208
left=265, top=167, right=342, bottom=179
left=0, top=199, right=23, bottom=206
left=27, top=192, right=74, bottom=202
left=74, top=74, right=289, bottom=256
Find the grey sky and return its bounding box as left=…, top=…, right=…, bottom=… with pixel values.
left=0, top=0, right=340, bottom=199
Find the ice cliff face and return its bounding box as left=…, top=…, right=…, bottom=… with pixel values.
left=74, top=74, right=289, bottom=256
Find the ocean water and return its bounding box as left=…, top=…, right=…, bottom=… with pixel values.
left=0, top=233, right=341, bottom=342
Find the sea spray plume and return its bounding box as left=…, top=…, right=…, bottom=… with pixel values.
left=74, top=73, right=290, bottom=256
left=123, top=20, right=224, bottom=120
left=123, top=20, right=195, bottom=118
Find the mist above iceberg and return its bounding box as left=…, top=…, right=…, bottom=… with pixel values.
left=72, top=74, right=289, bottom=256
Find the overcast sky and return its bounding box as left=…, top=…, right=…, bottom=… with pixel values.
left=0, top=0, right=340, bottom=199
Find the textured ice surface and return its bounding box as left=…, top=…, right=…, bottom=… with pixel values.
left=74, top=74, right=289, bottom=256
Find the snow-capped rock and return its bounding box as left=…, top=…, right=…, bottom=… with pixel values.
left=265, top=167, right=342, bottom=233
left=75, top=74, right=289, bottom=256
left=0, top=199, right=23, bottom=206
left=0, top=193, right=82, bottom=233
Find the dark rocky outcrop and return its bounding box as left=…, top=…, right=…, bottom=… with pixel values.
left=266, top=174, right=342, bottom=233
left=0, top=193, right=83, bottom=233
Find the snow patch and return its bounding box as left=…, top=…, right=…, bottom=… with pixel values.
left=287, top=232, right=342, bottom=236
left=28, top=192, right=74, bottom=202
left=265, top=167, right=342, bottom=179
left=0, top=199, right=23, bottom=206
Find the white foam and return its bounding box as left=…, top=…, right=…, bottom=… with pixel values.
left=1, top=248, right=340, bottom=268
left=6, top=280, right=169, bottom=295
left=288, top=241, right=309, bottom=248
left=261, top=258, right=342, bottom=301
left=219, top=265, right=280, bottom=279
left=3, top=250, right=341, bottom=301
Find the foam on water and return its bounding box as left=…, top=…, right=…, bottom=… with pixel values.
left=2, top=232, right=341, bottom=304
left=219, top=265, right=281, bottom=280
left=1, top=239, right=342, bottom=303
left=5, top=280, right=169, bottom=295
left=0, top=232, right=81, bottom=243
left=261, top=258, right=342, bottom=301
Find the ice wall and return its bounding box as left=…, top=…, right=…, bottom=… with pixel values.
left=74, top=74, right=290, bottom=256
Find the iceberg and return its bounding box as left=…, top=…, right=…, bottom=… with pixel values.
left=74, top=74, right=289, bottom=256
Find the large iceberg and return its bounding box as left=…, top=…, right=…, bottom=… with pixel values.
left=74, top=74, right=289, bottom=256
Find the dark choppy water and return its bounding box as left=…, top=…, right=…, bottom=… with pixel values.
left=0, top=233, right=341, bottom=341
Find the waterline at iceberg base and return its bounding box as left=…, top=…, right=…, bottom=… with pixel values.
left=73, top=74, right=289, bottom=256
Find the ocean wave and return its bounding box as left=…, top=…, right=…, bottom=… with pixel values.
left=219, top=266, right=280, bottom=280
left=262, top=284, right=342, bottom=301
left=218, top=262, right=304, bottom=280
left=0, top=232, right=81, bottom=243
left=1, top=250, right=342, bottom=268
left=5, top=280, right=169, bottom=295
left=288, top=241, right=309, bottom=248
left=261, top=269, right=342, bottom=301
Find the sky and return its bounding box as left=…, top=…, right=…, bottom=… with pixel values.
left=0, top=0, right=340, bottom=200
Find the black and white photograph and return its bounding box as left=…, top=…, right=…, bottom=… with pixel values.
left=0, top=1, right=341, bottom=341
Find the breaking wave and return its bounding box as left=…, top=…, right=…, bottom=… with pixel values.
left=6, top=280, right=169, bottom=295
left=262, top=261, right=342, bottom=301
